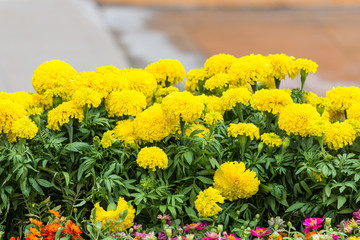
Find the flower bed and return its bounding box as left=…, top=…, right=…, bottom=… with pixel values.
left=1, top=54, right=360, bottom=239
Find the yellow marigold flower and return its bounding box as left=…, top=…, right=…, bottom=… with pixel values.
left=203, top=95, right=226, bottom=115
left=136, top=146, right=168, bottom=171
left=134, top=104, right=177, bottom=143
left=326, top=87, right=360, bottom=113
left=228, top=54, right=272, bottom=86
left=261, top=133, right=283, bottom=147
left=324, top=121, right=356, bottom=150
left=11, top=117, right=38, bottom=140
left=155, top=86, right=179, bottom=103
left=227, top=123, right=259, bottom=140
left=204, top=73, right=230, bottom=91
left=185, top=68, right=209, bottom=92
left=32, top=60, right=77, bottom=98
left=267, top=53, right=296, bottom=80
left=295, top=58, right=318, bottom=74
left=250, top=89, right=293, bottom=115
left=194, top=187, right=224, bottom=217
left=72, top=87, right=102, bottom=108
left=68, top=71, right=108, bottom=98
left=123, top=68, right=158, bottom=100
left=91, top=197, right=135, bottom=232
left=347, top=102, right=360, bottom=121
left=1, top=92, right=33, bottom=109
left=278, top=103, right=320, bottom=137
left=49, top=209, right=61, bottom=218
left=47, top=101, right=84, bottom=131
left=105, top=90, right=147, bottom=117
left=221, top=87, right=252, bottom=111
left=185, top=123, right=210, bottom=138
left=161, top=91, right=204, bottom=123
left=101, top=130, right=116, bottom=148
left=307, top=118, right=331, bottom=137
left=0, top=99, right=27, bottom=134
left=145, top=59, right=185, bottom=86
left=204, top=53, right=237, bottom=76
left=31, top=93, right=53, bottom=110
left=213, top=161, right=260, bottom=201
left=96, top=66, right=130, bottom=93
left=349, top=236, right=360, bottom=240
left=345, top=119, right=360, bottom=137
left=113, top=119, right=137, bottom=146
left=203, top=111, right=223, bottom=125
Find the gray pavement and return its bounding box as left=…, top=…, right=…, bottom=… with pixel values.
left=0, top=0, right=130, bottom=93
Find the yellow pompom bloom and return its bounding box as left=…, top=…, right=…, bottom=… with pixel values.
left=295, top=58, right=318, bottom=74
left=349, top=236, right=360, bottom=240
left=91, top=197, right=135, bottom=232
left=221, top=87, right=252, bottom=111
left=32, top=60, right=77, bottom=98
left=155, top=86, right=179, bottom=103
left=101, top=130, right=116, bottom=148
left=113, top=119, right=137, bottom=146
left=134, top=104, right=177, bottom=143
left=278, top=103, right=320, bottom=137
left=185, top=68, right=209, bottom=92
left=136, top=146, right=168, bottom=171
left=228, top=54, right=272, bottom=86
left=345, top=119, right=360, bottom=137
left=31, top=93, right=53, bottom=110
left=204, top=53, right=237, bottom=76
left=69, top=71, right=109, bottom=98
left=96, top=66, right=131, bottom=93
left=203, top=111, right=223, bottom=125
left=105, top=90, right=147, bottom=117
left=47, top=101, right=84, bottom=131
left=185, top=123, right=210, bottom=138
left=324, top=122, right=356, bottom=150
left=123, top=69, right=158, bottom=100
left=204, top=73, right=230, bottom=91
left=307, top=118, right=331, bottom=137
left=11, top=117, right=38, bottom=140
left=227, top=123, right=260, bottom=140
left=213, top=161, right=260, bottom=201
left=347, top=102, right=360, bottom=121
left=250, top=89, right=293, bottom=115
left=194, top=187, right=224, bottom=217
left=326, top=87, right=360, bottom=113
left=0, top=99, right=28, bottom=134
left=161, top=91, right=204, bottom=123
left=260, top=133, right=283, bottom=147
left=202, top=95, right=226, bottom=115
left=72, top=87, right=102, bottom=108
left=145, top=59, right=185, bottom=86
left=267, top=53, right=296, bottom=80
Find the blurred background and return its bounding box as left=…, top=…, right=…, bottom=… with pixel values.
left=0, top=0, right=360, bottom=95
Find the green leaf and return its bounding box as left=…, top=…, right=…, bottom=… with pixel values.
left=62, top=172, right=70, bottom=187
left=337, top=196, right=346, bottom=209
left=183, top=151, right=193, bottom=165
left=159, top=205, right=167, bottom=214
left=197, top=176, right=213, bottom=185
left=300, top=181, right=312, bottom=195
left=63, top=142, right=90, bottom=153
left=168, top=206, right=176, bottom=218
left=286, top=202, right=306, bottom=213
left=37, top=179, right=52, bottom=188
left=337, top=208, right=354, bottom=214
left=325, top=185, right=331, bottom=197
left=55, top=227, right=64, bottom=240
left=28, top=177, right=44, bottom=195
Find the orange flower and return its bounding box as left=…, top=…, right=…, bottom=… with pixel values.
left=49, top=209, right=61, bottom=218
left=306, top=231, right=317, bottom=240
left=25, top=233, right=40, bottom=240
left=10, top=237, right=21, bottom=240
left=42, top=224, right=64, bottom=240
left=30, top=227, right=41, bottom=237
left=65, top=220, right=83, bottom=239
left=29, top=218, right=44, bottom=229
left=269, top=232, right=287, bottom=240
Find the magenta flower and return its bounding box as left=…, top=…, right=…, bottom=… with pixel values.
left=250, top=227, right=270, bottom=238
left=184, top=222, right=210, bottom=231
left=329, top=234, right=340, bottom=240
left=353, top=209, right=360, bottom=221
left=203, top=232, right=218, bottom=240
left=303, top=218, right=324, bottom=233
left=222, top=233, right=241, bottom=240
left=157, top=214, right=172, bottom=225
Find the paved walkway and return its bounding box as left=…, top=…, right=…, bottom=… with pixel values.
left=0, top=0, right=129, bottom=93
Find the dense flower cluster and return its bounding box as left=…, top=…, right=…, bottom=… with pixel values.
left=250, top=89, right=293, bottom=115
left=136, top=146, right=168, bottom=171
left=145, top=59, right=185, bottom=87
left=194, top=187, right=225, bottom=217
left=261, top=133, right=283, bottom=147
left=227, top=123, right=260, bottom=140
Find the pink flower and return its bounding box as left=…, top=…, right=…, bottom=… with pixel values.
left=222, top=234, right=241, bottom=240
left=184, top=222, right=210, bottom=231
left=203, top=232, right=218, bottom=240
left=353, top=209, right=360, bottom=221
left=303, top=218, right=324, bottom=233
left=250, top=227, right=270, bottom=238
left=329, top=234, right=339, bottom=240
left=157, top=214, right=172, bottom=225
